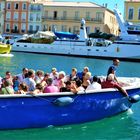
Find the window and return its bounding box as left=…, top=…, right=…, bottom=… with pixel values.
left=63, top=11, right=67, bottom=19
left=128, top=8, right=134, bottom=20
left=138, top=9, right=140, bottom=20
left=6, top=12, right=11, bottom=20
left=36, top=13, right=41, bottom=21
left=14, top=12, right=18, bottom=20
left=96, top=12, right=104, bottom=22
left=22, top=3, right=26, bottom=10
left=7, top=3, right=11, bottom=9
left=44, top=10, right=48, bottom=18
left=61, top=25, right=67, bottom=32
left=29, top=25, right=33, bottom=31
left=22, top=13, right=26, bottom=21
left=73, top=26, right=79, bottom=34
left=6, top=23, right=10, bottom=32
left=21, top=23, right=26, bottom=33
left=30, top=13, right=33, bottom=21
left=13, top=24, right=18, bottom=31
left=14, top=3, right=19, bottom=10
left=86, top=12, right=90, bottom=20
left=37, top=5, right=41, bottom=11
left=75, top=11, right=80, bottom=20
left=36, top=25, right=39, bottom=31
left=54, top=11, right=57, bottom=19
left=86, top=26, right=90, bottom=34
left=95, top=27, right=100, bottom=33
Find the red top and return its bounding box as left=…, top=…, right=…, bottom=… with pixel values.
left=101, top=80, right=120, bottom=89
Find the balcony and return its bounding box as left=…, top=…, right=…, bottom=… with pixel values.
left=11, top=29, right=19, bottom=33
left=28, top=30, right=37, bottom=34
left=13, top=18, right=18, bottom=21
left=6, top=18, right=10, bottom=21
left=22, top=19, right=26, bottom=22
left=29, top=8, right=41, bottom=11
left=21, top=30, right=25, bottom=33
left=42, top=16, right=103, bottom=23
left=6, top=29, right=10, bottom=32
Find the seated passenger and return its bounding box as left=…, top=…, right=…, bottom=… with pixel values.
left=17, top=68, right=28, bottom=84
left=16, top=83, right=28, bottom=94
left=60, top=81, right=71, bottom=92
left=23, top=70, right=36, bottom=91
left=13, top=76, right=20, bottom=91
left=86, top=76, right=101, bottom=91
left=50, top=68, right=58, bottom=81
left=54, top=71, right=66, bottom=89
left=69, top=68, right=78, bottom=81
left=35, top=70, right=44, bottom=84
left=43, top=78, right=59, bottom=93
left=41, top=73, right=50, bottom=88
left=0, top=79, right=14, bottom=94
left=71, top=79, right=85, bottom=93
left=77, top=66, right=89, bottom=81
left=33, top=83, right=43, bottom=94
left=82, top=72, right=91, bottom=89
left=101, top=74, right=128, bottom=97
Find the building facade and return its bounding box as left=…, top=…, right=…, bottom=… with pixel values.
left=28, top=1, right=43, bottom=34
left=125, top=0, right=140, bottom=24
left=4, top=0, right=30, bottom=36
left=0, top=0, right=5, bottom=34
left=3, top=1, right=119, bottom=36
left=42, top=2, right=119, bottom=35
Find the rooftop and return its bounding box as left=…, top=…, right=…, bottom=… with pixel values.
left=43, top=2, right=102, bottom=8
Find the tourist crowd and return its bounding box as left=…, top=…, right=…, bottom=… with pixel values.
left=0, top=59, right=129, bottom=97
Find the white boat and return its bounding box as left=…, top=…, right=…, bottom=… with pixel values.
left=11, top=8, right=140, bottom=61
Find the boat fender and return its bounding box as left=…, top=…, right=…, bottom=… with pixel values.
left=128, top=95, right=140, bottom=103
left=116, top=47, right=120, bottom=52
left=53, top=97, right=74, bottom=106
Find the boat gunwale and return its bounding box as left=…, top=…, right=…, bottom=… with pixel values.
left=0, top=84, right=139, bottom=98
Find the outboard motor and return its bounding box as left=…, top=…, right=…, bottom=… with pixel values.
left=128, top=95, right=140, bottom=103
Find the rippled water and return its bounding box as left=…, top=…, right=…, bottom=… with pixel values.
left=0, top=52, right=140, bottom=140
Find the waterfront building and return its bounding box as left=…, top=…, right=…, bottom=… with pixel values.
left=125, top=0, right=140, bottom=24
left=42, top=2, right=119, bottom=35
left=0, top=0, right=5, bottom=34
left=28, top=0, right=43, bottom=34
left=4, top=0, right=30, bottom=36
left=4, top=0, right=52, bottom=36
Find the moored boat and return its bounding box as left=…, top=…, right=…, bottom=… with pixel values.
left=0, top=77, right=140, bottom=130
left=11, top=8, right=140, bottom=61
left=0, top=43, right=11, bottom=54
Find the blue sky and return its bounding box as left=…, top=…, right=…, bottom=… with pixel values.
left=55, top=0, right=125, bottom=15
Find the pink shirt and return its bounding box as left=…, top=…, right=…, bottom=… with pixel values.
left=43, top=85, right=59, bottom=93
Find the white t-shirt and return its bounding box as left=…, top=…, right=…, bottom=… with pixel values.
left=24, top=78, right=36, bottom=91
left=86, top=82, right=101, bottom=91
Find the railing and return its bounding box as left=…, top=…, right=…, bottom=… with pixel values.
left=42, top=16, right=103, bottom=23
left=27, top=30, right=37, bottom=34
left=11, top=29, right=19, bottom=33
left=29, top=8, right=41, bottom=11
left=6, top=29, right=10, bottom=32
left=21, top=30, right=25, bottom=33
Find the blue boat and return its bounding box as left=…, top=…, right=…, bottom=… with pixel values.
left=0, top=77, right=140, bottom=130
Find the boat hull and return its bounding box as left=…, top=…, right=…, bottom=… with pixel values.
left=12, top=41, right=140, bottom=62
left=0, top=44, right=11, bottom=54
left=0, top=87, right=139, bottom=130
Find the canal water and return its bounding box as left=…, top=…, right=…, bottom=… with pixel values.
left=0, top=52, right=140, bottom=140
